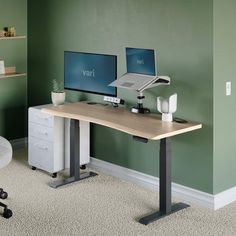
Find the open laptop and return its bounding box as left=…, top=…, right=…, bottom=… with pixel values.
left=109, top=48, right=159, bottom=91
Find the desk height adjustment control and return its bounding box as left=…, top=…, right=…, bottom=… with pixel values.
left=133, top=136, right=148, bottom=143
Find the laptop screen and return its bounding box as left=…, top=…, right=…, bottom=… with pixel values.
left=126, top=48, right=156, bottom=76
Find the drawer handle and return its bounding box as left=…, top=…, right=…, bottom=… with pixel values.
left=36, top=115, right=49, bottom=121
left=35, top=144, right=48, bottom=151
left=38, top=131, right=48, bottom=136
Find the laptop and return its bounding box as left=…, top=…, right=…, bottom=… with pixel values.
left=109, top=48, right=158, bottom=92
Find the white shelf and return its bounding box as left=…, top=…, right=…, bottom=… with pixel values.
left=0, top=73, right=27, bottom=79
left=0, top=36, right=26, bottom=40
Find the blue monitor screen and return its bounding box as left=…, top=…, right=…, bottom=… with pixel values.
left=126, top=47, right=156, bottom=76
left=64, top=51, right=117, bottom=97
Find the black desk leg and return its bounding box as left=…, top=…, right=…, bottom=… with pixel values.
left=139, top=138, right=189, bottom=225
left=49, top=119, right=97, bottom=188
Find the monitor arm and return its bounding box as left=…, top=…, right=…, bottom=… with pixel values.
left=131, top=91, right=150, bottom=114
left=131, top=76, right=171, bottom=114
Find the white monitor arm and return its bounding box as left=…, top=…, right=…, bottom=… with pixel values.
left=131, top=76, right=171, bottom=114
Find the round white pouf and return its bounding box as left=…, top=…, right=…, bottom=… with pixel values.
left=0, top=137, right=12, bottom=169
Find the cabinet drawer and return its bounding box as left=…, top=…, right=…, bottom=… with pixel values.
left=29, top=122, right=53, bottom=142
left=28, top=137, right=53, bottom=172
left=29, top=108, right=53, bottom=127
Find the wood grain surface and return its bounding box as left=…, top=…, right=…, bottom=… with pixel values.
left=42, top=102, right=202, bottom=140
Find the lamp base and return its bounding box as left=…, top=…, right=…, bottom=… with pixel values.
left=162, top=113, right=173, bottom=122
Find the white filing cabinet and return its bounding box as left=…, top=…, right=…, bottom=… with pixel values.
left=28, top=104, right=90, bottom=177
left=28, top=105, right=65, bottom=176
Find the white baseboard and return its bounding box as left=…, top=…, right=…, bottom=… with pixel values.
left=214, top=186, right=236, bottom=210
left=10, top=137, right=28, bottom=150
left=89, top=157, right=236, bottom=210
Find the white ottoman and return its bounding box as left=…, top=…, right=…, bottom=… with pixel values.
left=0, top=137, right=12, bottom=169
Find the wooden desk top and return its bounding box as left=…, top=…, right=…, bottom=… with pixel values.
left=42, top=102, right=202, bottom=140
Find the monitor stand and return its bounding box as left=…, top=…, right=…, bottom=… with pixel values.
left=131, top=92, right=150, bottom=114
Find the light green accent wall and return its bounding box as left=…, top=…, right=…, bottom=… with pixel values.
left=0, top=0, right=27, bottom=139
left=213, top=0, right=236, bottom=194
left=28, top=0, right=213, bottom=193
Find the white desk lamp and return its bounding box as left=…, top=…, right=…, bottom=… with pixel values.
left=157, top=93, right=177, bottom=122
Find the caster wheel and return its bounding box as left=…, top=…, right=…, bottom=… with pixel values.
left=80, top=165, right=86, bottom=170
left=0, top=191, right=8, bottom=200
left=3, top=209, right=12, bottom=219
left=52, top=173, right=57, bottom=178
left=32, top=166, right=36, bottom=170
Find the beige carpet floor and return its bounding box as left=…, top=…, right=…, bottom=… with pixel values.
left=0, top=149, right=235, bottom=236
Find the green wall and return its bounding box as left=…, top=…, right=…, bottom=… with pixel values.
left=0, top=0, right=27, bottom=140
left=28, top=0, right=213, bottom=193
left=213, top=0, right=236, bottom=194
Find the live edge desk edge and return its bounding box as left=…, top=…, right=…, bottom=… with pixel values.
left=42, top=102, right=202, bottom=225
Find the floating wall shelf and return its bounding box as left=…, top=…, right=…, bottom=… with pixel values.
left=0, top=67, right=26, bottom=80
left=0, top=36, right=26, bottom=40
left=0, top=73, right=27, bottom=80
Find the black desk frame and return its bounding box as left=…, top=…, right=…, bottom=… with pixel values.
left=50, top=119, right=189, bottom=225
left=49, top=120, right=97, bottom=188
left=138, top=138, right=189, bottom=225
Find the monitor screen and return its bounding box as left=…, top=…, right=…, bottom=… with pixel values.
left=126, top=47, right=156, bottom=76
left=64, top=51, right=117, bottom=97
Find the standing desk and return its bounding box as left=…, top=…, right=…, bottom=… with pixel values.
left=42, top=102, right=202, bottom=225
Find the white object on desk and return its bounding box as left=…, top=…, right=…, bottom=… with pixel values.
left=51, top=92, right=66, bottom=106
left=157, top=93, right=177, bottom=122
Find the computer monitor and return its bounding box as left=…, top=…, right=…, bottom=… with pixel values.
left=126, top=47, right=156, bottom=76
left=64, top=51, right=117, bottom=97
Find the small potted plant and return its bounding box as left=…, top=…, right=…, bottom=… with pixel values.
left=51, top=79, right=65, bottom=106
